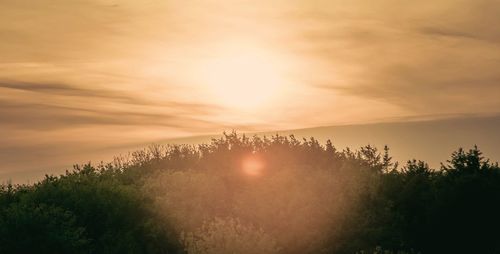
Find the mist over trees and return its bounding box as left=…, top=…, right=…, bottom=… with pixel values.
left=1, top=132, right=500, bottom=254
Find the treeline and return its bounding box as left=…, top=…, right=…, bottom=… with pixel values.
left=1, top=132, right=500, bottom=254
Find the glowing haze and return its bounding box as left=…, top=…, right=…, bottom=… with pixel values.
left=1, top=0, right=500, bottom=181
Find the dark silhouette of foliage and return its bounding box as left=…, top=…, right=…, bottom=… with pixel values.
left=1, top=132, right=499, bottom=253
left=0, top=164, right=181, bottom=254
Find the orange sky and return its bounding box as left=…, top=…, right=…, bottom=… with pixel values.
left=1, top=0, right=500, bottom=182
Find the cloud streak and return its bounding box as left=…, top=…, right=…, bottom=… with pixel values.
left=0, top=80, right=219, bottom=112
left=292, top=0, right=500, bottom=116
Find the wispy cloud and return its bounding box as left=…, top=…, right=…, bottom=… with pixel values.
left=0, top=101, right=218, bottom=130
left=0, top=80, right=219, bottom=112
left=294, top=0, right=500, bottom=116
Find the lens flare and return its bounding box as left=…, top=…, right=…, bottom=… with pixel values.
left=241, top=155, right=265, bottom=176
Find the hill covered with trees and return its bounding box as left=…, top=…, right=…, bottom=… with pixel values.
left=1, top=132, right=500, bottom=254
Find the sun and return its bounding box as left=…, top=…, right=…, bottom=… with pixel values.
left=197, top=44, right=286, bottom=111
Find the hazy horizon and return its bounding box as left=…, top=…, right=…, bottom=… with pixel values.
left=2, top=113, right=499, bottom=183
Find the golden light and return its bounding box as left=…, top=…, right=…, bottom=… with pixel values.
left=196, top=44, right=287, bottom=111
left=241, top=155, right=265, bottom=177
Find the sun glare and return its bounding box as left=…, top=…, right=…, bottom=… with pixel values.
left=197, top=44, right=287, bottom=111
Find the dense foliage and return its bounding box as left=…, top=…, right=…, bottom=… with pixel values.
left=1, top=132, right=499, bottom=254
left=0, top=165, right=180, bottom=254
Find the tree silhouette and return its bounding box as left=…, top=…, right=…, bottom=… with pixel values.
left=1, top=133, right=500, bottom=254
